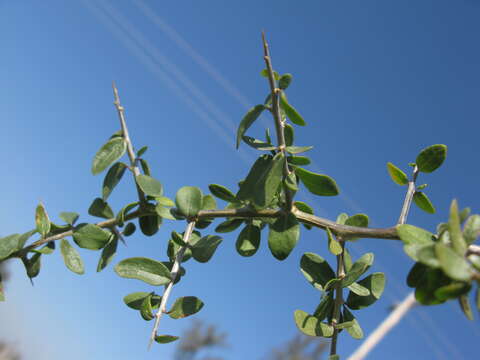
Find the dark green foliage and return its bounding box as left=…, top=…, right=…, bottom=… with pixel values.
left=169, top=296, right=204, bottom=319
left=73, top=224, right=111, bottom=250
left=416, top=144, right=447, bottom=173
left=88, top=198, right=114, bottom=219
left=102, top=162, right=127, bottom=200
left=268, top=212, right=300, bottom=260
left=236, top=104, right=267, bottom=149
left=295, top=167, right=339, bottom=196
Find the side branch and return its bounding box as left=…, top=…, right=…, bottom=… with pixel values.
left=112, top=82, right=147, bottom=205
left=148, top=220, right=196, bottom=348
left=398, top=166, right=419, bottom=225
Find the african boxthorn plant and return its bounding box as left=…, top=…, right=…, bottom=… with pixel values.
left=0, top=35, right=479, bottom=359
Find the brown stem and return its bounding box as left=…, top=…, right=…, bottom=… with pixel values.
left=261, top=33, right=293, bottom=210
left=112, top=82, right=147, bottom=206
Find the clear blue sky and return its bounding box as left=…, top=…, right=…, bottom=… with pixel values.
left=0, top=1, right=479, bottom=359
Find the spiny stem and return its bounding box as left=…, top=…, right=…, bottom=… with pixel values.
left=330, top=238, right=346, bottom=356
left=261, top=33, right=293, bottom=210
left=148, top=220, right=196, bottom=349
left=398, top=166, right=419, bottom=225
left=112, top=82, right=146, bottom=206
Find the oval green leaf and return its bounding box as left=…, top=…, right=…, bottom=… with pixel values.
left=416, top=144, right=447, bottom=173
left=92, top=137, right=127, bottom=175
left=236, top=224, right=261, bottom=257
left=35, top=203, right=50, bottom=237
left=386, top=162, right=408, bottom=186
left=114, top=257, right=172, bottom=285
left=73, top=224, right=111, bottom=250
left=413, top=191, right=435, bottom=214
left=294, top=310, right=333, bottom=337
left=175, top=186, right=203, bottom=218
left=295, top=167, right=339, bottom=196
left=268, top=212, right=300, bottom=261
left=208, top=184, right=237, bottom=203
left=279, top=93, right=306, bottom=126
left=136, top=175, right=163, bottom=198
left=236, top=104, right=266, bottom=149
left=168, top=296, right=204, bottom=319
left=300, top=252, right=335, bottom=291
left=102, top=162, right=127, bottom=200
left=60, top=239, right=85, bottom=275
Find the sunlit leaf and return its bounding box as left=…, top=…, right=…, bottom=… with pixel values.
left=386, top=162, right=408, bottom=186
left=280, top=92, right=306, bottom=126
left=300, top=252, right=335, bottom=291
left=73, top=224, right=111, bottom=250
left=123, top=292, right=161, bottom=310
left=114, top=257, right=172, bottom=285
left=155, top=335, right=179, bottom=344
left=35, top=203, right=50, bottom=237
left=294, top=310, right=334, bottom=337
left=60, top=239, right=85, bottom=275
left=92, top=137, right=126, bottom=175
left=136, top=175, right=163, bottom=198
left=279, top=73, right=293, bottom=89
left=346, top=273, right=385, bottom=310
left=327, top=228, right=342, bottom=255
left=343, top=307, right=364, bottom=339
left=59, top=212, right=79, bottom=226
left=435, top=243, right=472, bottom=282
left=464, top=215, right=480, bottom=245
left=175, top=186, right=203, bottom=218
left=458, top=294, right=474, bottom=320
left=342, top=253, right=374, bottom=288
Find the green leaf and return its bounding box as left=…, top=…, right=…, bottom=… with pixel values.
left=279, top=73, right=293, bottom=89
left=102, top=162, right=127, bottom=200
left=157, top=196, right=175, bottom=207
left=116, top=202, right=139, bottom=227
left=201, top=195, right=216, bottom=211
left=416, top=144, right=447, bottom=173
left=279, top=92, right=306, bottom=126
left=407, top=262, right=427, bottom=288
left=236, top=104, right=266, bottom=149
left=0, top=278, right=4, bottom=301
left=236, top=223, right=261, bottom=257
left=285, top=146, right=313, bottom=154
left=294, top=310, right=334, bottom=337
left=449, top=199, right=467, bottom=255
left=260, top=68, right=280, bottom=80
left=342, top=253, right=374, bottom=288
left=347, top=282, right=370, bottom=297
left=109, top=130, right=123, bottom=139
left=343, top=307, right=364, bottom=339
left=397, top=224, right=435, bottom=246
left=208, top=184, right=237, bottom=203
left=137, top=146, right=148, bottom=157
left=327, top=228, right=342, bottom=255
left=345, top=214, right=369, bottom=228
left=23, top=253, right=41, bottom=279
left=434, top=282, right=471, bottom=301
left=335, top=321, right=355, bottom=329
left=191, top=235, right=223, bottom=263
left=123, top=222, right=136, bottom=236
left=300, top=252, right=335, bottom=291
left=414, top=268, right=450, bottom=305
left=97, top=236, right=118, bottom=272
left=413, top=192, right=436, bottom=214
left=0, top=234, right=21, bottom=260
left=140, top=293, right=154, bottom=321
left=92, top=137, right=127, bottom=175
left=215, top=218, right=244, bottom=233
left=336, top=213, right=349, bottom=225
left=417, top=183, right=428, bottom=190
left=284, top=123, right=294, bottom=146
left=242, top=136, right=277, bottom=151
left=296, top=167, right=339, bottom=196
left=123, top=292, right=161, bottom=310
left=139, top=158, right=151, bottom=176
left=386, top=162, right=408, bottom=186
left=459, top=207, right=471, bottom=224
left=343, top=248, right=353, bottom=272
left=59, top=212, right=79, bottom=226
left=139, top=214, right=161, bottom=236
left=155, top=335, right=179, bottom=344
left=313, top=292, right=334, bottom=321
left=73, top=224, right=111, bottom=250
left=268, top=212, right=300, bottom=260
left=34, top=242, right=55, bottom=255
left=237, top=153, right=284, bottom=208
left=415, top=244, right=440, bottom=268
left=329, top=355, right=340, bottom=360
left=175, top=186, right=203, bottom=218
left=463, top=215, right=480, bottom=245
left=114, top=257, right=172, bottom=285
left=346, top=273, right=385, bottom=310
left=136, top=175, right=163, bottom=198
left=284, top=172, right=298, bottom=192
left=35, top=203, right=50, bottom=237
left=88, top=198, right=114, bottom=219
left=155, top=204, right=177, bottom=220
left=60, top=239, right=85, bottom=275
left=458, top=294, right=474, bottom=320
left=168, top=296, right=204, bottom=319
left=294, top=201, right=314, bottom=215
left=287, top=156, right=311, bottom=166
left=435, top=243, right=472, bottom=282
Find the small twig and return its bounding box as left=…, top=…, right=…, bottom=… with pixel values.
left=112, top=82, right=146, bottom=206
left=398, top=166, right=419, bottom=225
left=148, top=220, right=196, bottom=349
left=111, top=226, right=126, bottom=246
left=347, top=292, right=417, bottom=360
left=261, top=33, right=293, bottom=210
left=330, top=238, right=346, bottom=356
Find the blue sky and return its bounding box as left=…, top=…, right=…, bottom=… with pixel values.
left=0, top=1, right=479, bottom=359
